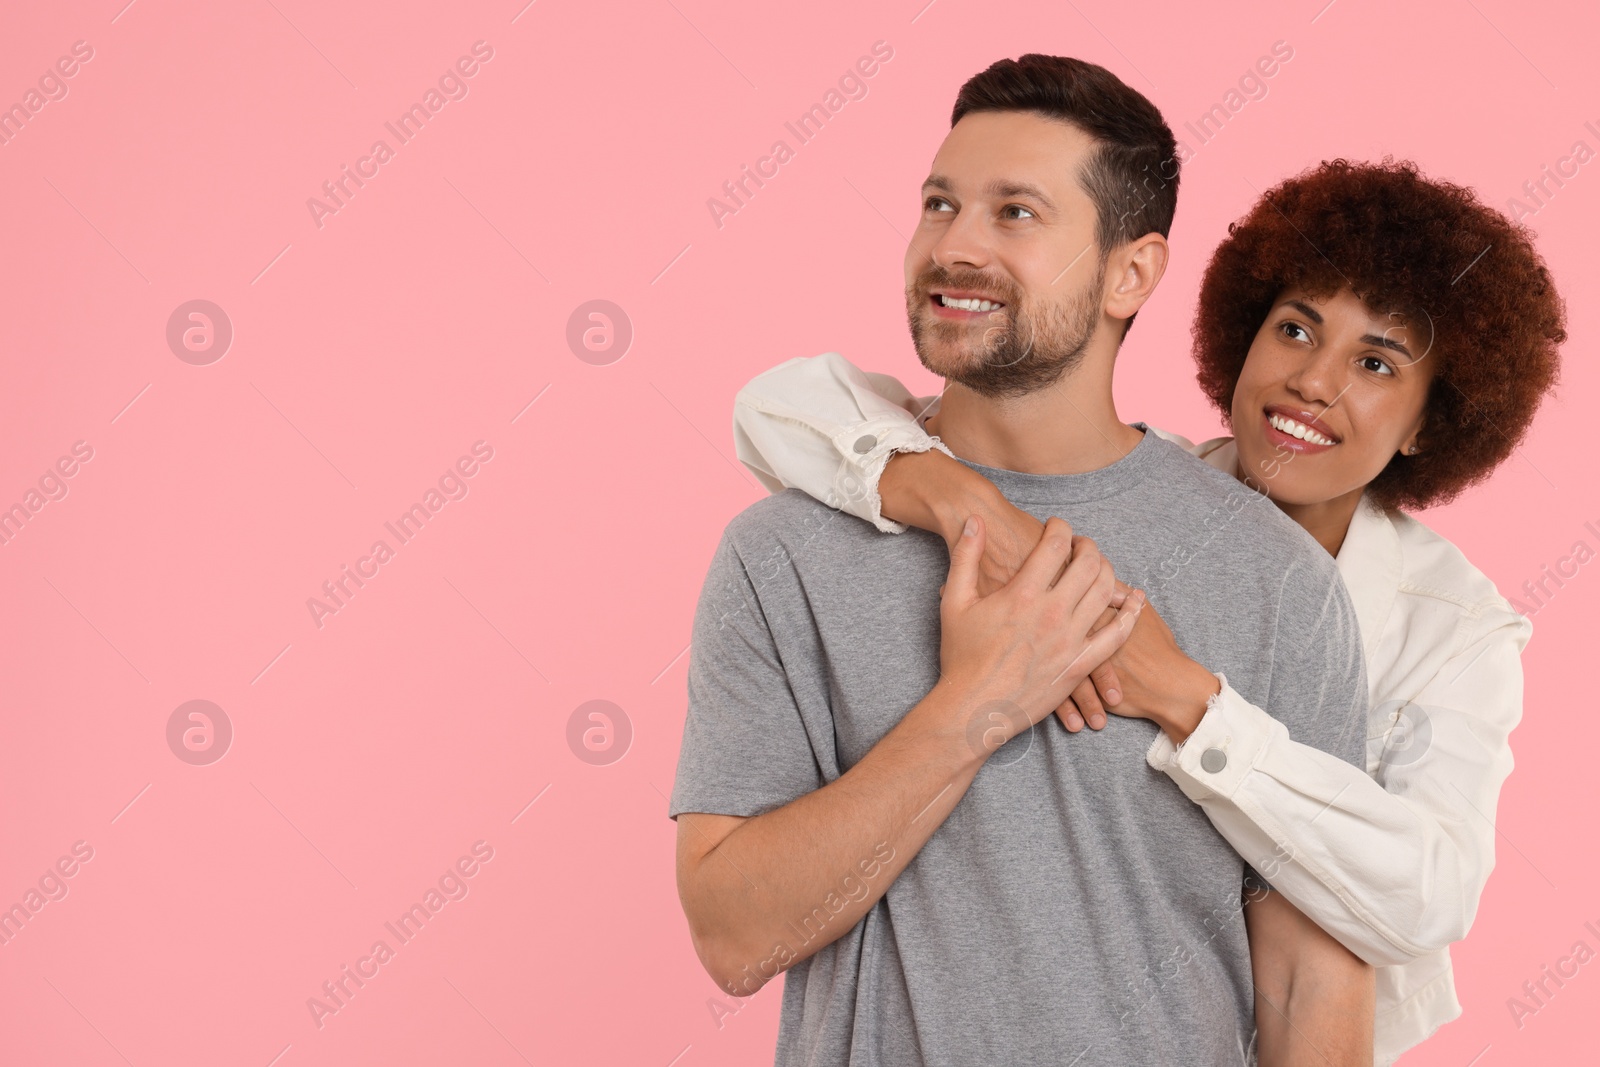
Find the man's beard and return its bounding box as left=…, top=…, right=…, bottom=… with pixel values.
left=905, top=264, right=1105, bottom=399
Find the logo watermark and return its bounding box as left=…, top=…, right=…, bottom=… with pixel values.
left=306, top=441, right=495, bottom=629
left=0, top=440, right=94, bottom=548
left=306, top=840, right=495, bottom=1029
left=0, top=40, right=94, bottom=149
left=566, top=300, right=633, bottom=366
left=1505, top=122, right=1599, bottom=222
left=166, top=700, right=233, bottom=766
left=566, top=699, right=632, bottom=766
left=166, top=300, right=233, bottom=365
left=0, top=841, right=95, bottom=948
left=307, top=41, right=495, bottom=229
left=1508, top=521, right=1599, bottom=618
left=1506, top=918, right=1600, bottom=1030
left=706, top=41, right=894, bottom=229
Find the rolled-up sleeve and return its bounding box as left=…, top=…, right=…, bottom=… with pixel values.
left=1147, top=605, right=1530, bottom=967
left=732, top=352, right=952, bottom=533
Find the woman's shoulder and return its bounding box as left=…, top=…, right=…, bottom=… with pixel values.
left=1382, top=505, right=1527, bottom=622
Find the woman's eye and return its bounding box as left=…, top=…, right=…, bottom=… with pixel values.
left=1359, top=355, right=1394, bottom=375
left=1280, top=322, right=1310, bottom=343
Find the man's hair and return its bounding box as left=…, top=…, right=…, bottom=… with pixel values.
left=950, top=55, right=1179, bottom=336
left=1192, top=158, right=1567, bottom=511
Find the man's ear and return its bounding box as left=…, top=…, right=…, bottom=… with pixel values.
left=1103, top=233, right=1169, bottom=323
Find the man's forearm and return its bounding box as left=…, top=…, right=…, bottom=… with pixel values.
left=1258, top=968, right=1375, bottom=1066
left=682, top=680, right=988, bottom=996
left=1249, top=889, right=1375, bottom=1066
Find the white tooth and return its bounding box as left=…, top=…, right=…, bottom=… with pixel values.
left=1271, top=413, right=1334, bottom=445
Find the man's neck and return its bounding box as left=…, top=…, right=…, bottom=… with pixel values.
left=924, top=367, right=1143, bottom=476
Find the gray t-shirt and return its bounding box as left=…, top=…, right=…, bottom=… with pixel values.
left=669, top=427, right=1367, bottom=1066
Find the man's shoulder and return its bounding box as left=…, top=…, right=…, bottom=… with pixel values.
left=722, top=488, right=870, bottom=544
left=1145, top=441, right=1346, bottom=590
left=714, top=489, right=907, bottom=576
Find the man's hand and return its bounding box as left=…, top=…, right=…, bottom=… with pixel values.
left=931, top=490, right=1134, bottom=735
left=675, top=516, right=1140, bottom=997
left=936, top=514, right=1144, bottom=751
left=1060, top=592, right=1221, bottom=743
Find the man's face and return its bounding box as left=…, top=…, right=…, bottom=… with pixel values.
left=904, top=111, right=1108, bottom=398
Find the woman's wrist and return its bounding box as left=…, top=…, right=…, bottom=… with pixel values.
left=1153, top=661, right=1222, bottom=744
left=880, top=449, right=1000, bottom=544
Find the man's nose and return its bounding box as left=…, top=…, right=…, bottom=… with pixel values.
left=928, top=206, right=995, bottom=272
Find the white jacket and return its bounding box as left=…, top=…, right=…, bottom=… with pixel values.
left=731, top=352, right=1532, bottom=1066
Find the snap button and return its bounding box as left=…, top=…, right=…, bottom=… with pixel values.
left=852, top=434, right=877, bottom=454
left=1200, top=747, right=1228, bottom=773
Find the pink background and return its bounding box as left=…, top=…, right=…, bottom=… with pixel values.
left=1, top=0, right=1594, bottom=1064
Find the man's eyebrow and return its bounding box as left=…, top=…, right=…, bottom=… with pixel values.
left=1280, top=299, right=1415, bottom=359
left=922, top=174, right=1057, bottom=212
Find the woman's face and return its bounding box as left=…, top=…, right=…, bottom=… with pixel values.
left=1230, top=288, right=1438, bottom=507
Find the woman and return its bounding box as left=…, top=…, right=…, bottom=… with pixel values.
left=730, top=159, right=1566, bottom=1064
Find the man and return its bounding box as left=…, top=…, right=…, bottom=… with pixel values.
left=670, top=55, right=1373, bottom=1065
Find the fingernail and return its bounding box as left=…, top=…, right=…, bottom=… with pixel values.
left=1067, top=712, right=1084, bottom=730
left=1105, top=688, right=1120, bottom=704
left=962, top=516, right=977, bottom=537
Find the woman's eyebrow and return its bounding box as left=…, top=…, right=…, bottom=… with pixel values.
left=1359, top=332, right=1415, bottom=359
left=1283, top=299, right=1323, bottom=324
left=1281, top=299, right=1415, bottom=359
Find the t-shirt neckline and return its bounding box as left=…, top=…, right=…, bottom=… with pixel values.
left=951, top=422, right=1164, bottom=505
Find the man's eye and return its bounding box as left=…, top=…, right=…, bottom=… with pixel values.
left=1002, top=204, right=1035, bottom=220
left=924, top=197, right=953, bottom=212
left=1359, top=355, right=1394, bottom=375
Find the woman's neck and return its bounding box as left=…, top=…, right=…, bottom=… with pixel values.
left=1232, top=457, right=1365, bottom=557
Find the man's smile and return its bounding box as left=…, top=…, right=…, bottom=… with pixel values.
left=929, top=289, right=1008, bottom=320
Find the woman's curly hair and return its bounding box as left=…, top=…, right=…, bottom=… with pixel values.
left=1191, top=158, right=1566, bottom=511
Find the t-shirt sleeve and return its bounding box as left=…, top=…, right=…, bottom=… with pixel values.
left=668, top=523, right=827, bottom=820
left=1268, top=557, right=1369, bottom=769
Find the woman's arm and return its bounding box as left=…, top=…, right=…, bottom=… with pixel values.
left=732, top=352, right=1068, bottom=588
left=732, top=351, right=961, bottom=532
left=1146, top=607, right=1529, bottom=966
left=733, top=351, right=1130, bottom=722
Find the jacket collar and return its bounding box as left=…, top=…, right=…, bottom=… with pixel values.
left=1192, top=437, right=1400, bottom=660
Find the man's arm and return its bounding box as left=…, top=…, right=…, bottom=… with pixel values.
left=677, top=681, right=984, bottom=997
left=674, top=515, right=1141, bottom=996
left=1246, top=885, right=1374, bottom=1067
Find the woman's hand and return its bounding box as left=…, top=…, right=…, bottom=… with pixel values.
left=882, top=450, right=1042, bottom=597
left=1060, top=592, right=1221, bottom=744
left=884, top=449, right=1144, bottom=735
